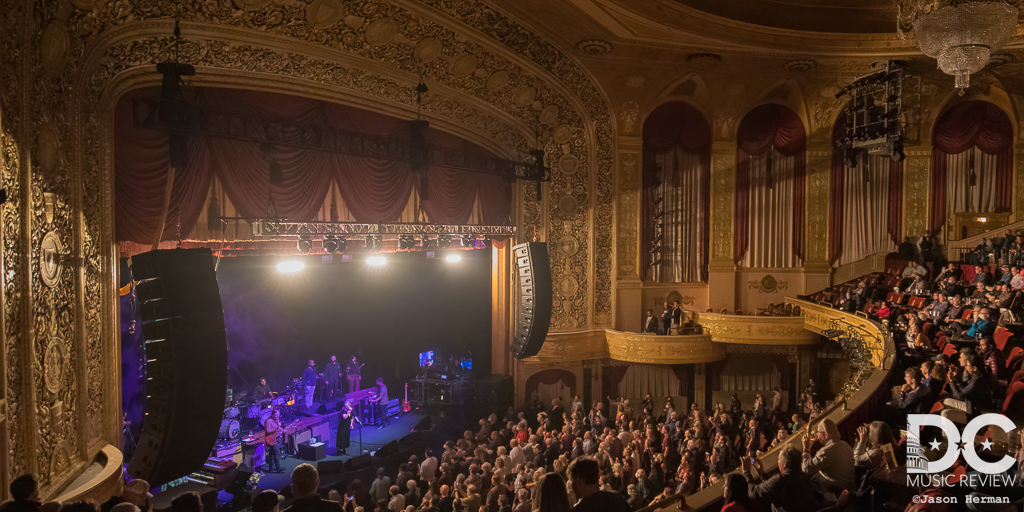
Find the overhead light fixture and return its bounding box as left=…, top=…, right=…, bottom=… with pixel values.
left=437, top=235, right=452, bottom=249
left=277, top=260, right=305, bottom=273
left=897, top=0, right=1021, bottom=94
left=461, top=235, right=476, bottom=248
left=398, top=235, right=416, bottom=250
left=336, top=236, right=347, bottom=253
left=445, top=253, right=462, bottom=263
left=365, top=235, right=382, bottom=252
left=323, top=236, right=338, bottom=253
left=366, top=255, right=387, bottom=266
left=297, top=235, right=312, bottom=253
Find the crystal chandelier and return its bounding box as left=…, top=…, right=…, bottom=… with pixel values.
left=897, top=0, right=1022, bottom=93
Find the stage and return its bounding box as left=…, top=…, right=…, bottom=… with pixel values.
left=149, top=400, right=461, bottom=512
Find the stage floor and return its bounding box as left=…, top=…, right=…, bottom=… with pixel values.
left=150, top=404, right=464, bottom=511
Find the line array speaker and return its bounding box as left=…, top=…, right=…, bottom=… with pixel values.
left=511, top=242, right=552, bottom=358
left=126, top=248, right=228, bottom=486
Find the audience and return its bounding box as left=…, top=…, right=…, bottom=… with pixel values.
left=742, top=447, right=814, bottom=512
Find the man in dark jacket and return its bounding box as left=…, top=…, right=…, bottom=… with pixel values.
left=743, top=447, right=816, bottom=512
left=569, top=458, right=631, bottom=512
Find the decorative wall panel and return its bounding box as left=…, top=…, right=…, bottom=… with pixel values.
left=711, top=154, right=735, bottom=260
left=904, top=156, right=930, bottom=238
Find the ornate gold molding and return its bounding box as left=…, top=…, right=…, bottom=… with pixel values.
left=904, top=157, right=930, bottom=238
left=711, top=154, right=735, bottom=261
left=695, top=313, right=816, bottom=345
left=605, top=330, right=726, bottom=364
left=791, top=300, right=886, bottom=366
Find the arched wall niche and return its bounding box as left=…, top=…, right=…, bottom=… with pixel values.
left=734, top=78, right=812, bottom=143
left=0, top=0, right=618, bottom=499
left=644, top=73, right=715, bottom=131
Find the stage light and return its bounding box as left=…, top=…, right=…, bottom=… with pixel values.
left=323, top=236, right=338, bottom=253
left=445, top=253, right=462, bottom=263
left=438, top=235, right=452, bottom=249
left=297, top=235, right=312, bottom=253
left=364, top=235, right=382, bottom=251
left=336, top=237, right=347, bottom=253
left=277, top=260, right=305, bottom=273
left=461, top=235, right=476, bottom=248
left=399, top=235, right=416, bottom=250
left=366, top=255, right=387, bottom=266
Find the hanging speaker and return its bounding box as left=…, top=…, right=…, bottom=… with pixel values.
left=511, top=242, right=552, bottom=358
left=126, top=248, right=228, bottom=487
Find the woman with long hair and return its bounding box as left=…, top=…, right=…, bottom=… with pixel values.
left=533, top=473, right=571, bottom=512
left=720, top=473, right=750, bottom=512
left=853, top=421, right=895, bottom=472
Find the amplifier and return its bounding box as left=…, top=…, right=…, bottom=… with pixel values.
left=311, top=422, right=331, bottom=444
left=298, top=442, right=326, bottom=461
left=386, top=398, right=401, bottom=417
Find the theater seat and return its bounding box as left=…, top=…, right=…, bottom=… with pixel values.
left=994, top=328, right=1014, bottom=354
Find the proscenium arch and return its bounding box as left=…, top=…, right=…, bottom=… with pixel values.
left=70, top=10, right=617, bottom=449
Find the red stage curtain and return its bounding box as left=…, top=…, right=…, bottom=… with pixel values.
left=642, top=102, right=712, bottom=281
left=114, top=91, right=212, bottom=243
left=114, top=87, right=511, bottom=243
left=929, top=100, right=1013, bottom=235
left=734, top=104, right=806, bottom=264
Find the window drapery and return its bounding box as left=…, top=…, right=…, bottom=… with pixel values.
left=734, top=104, right=806, bottom=267
left=115, top=88, right=511, bottom=244
left=643, top=102, right=711, bottom=282
left=828, top=114, right=902, bottom=265
left=929, top=100, right=1013, bottom=235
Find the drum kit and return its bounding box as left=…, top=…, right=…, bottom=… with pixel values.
left=216, top=381, right=303, bottom=442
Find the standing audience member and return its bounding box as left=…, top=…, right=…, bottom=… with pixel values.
left=533, top=474, right=570, bottom=512
left=568, top=459, right=631, bottom=512
left=170, top=493, right=201, bottom=512
left=253, top=491, right=282, bottom=512
left=720, top=473, right=751, bottom=512
left=286, top=464, right=343, bottom=512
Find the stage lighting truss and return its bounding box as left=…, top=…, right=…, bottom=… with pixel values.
left=252, top=221, right=516, bottom=240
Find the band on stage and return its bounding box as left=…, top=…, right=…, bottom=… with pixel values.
left=247, top=354, right=380, bottom=473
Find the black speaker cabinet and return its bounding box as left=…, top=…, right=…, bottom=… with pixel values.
left=511, top=242, right=552, bottom=358
left=298, top=442, right=326, bottom=461
left=126, top=249, right=228, bottom=486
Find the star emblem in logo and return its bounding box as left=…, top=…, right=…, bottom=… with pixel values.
left=928, top=439, right=942, bottom=451
left=979, top=438, right=994, bottom=451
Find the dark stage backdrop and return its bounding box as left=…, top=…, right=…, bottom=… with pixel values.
left=215, top=251, right=492, bottom=397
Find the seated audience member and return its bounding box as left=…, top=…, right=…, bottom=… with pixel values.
left=890, top=367, right=931, bottom=414
left=287, top=464, right=344, bottom=512
left=801, top=419, right=855, bottom=495
left=743, top=447, right=815, bottom=512
left=942, top=354, right=996, bottom=424
left=1, top=475, right=40, bottom=512
left=928, top=294, right=950, bottom=321
left=853, top=422, right=895, bottom=473
left=965, top=308, right=995, bottom=340
left=977, top=336, right=1005, bottom=380
left=253, top=491, right=282, bottom=512
left=1011, top=267, right=1024, bottom=290
left=971, top=265, right=990, bottom=287
left=905, top=320, right=932, bottom=354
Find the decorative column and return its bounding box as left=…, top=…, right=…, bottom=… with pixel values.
left=1015, top=148, right=1024, bottom=222
left=708, top=149, right=736, bottom=310
left=491, top=243, right=512, bottom=376
left=903, top=152, right=931, bottom=240
left=615, top=136, right=643, bottom=332
left=803, top=149, right=831, bottom=293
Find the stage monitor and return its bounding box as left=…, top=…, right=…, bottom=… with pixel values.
left=418, top=350, right=435, bottom=368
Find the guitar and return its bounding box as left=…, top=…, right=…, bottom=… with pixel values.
left=403, top=383, right=411, bottom=413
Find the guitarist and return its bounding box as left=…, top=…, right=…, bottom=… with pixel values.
left=371, top=377, right=389, bottom=428
left=345, top=356, right=364, bottom=394
left=264, top=408, right=283, bottom=473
